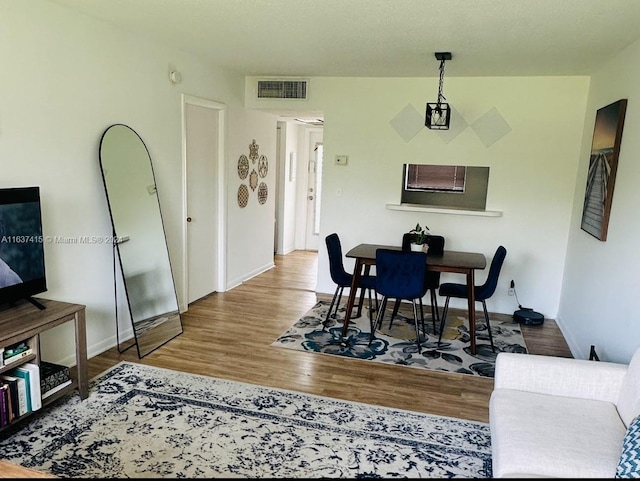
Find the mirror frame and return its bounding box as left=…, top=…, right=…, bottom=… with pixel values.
left=99, top=123, right=183, bottom=357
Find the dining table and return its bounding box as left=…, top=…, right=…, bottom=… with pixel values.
left=342, top=243, right=487, bottom=355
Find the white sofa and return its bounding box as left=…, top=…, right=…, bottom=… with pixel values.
left=490, top=348, right=640, bottom=478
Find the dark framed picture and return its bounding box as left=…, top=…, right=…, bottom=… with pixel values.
left=580, top=98, right=627, bottom=241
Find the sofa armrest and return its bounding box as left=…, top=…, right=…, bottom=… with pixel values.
left=494, top=352, right=628, bottom=403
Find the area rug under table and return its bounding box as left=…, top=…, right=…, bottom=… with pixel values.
left=0, top=361, right=492, bottom=478
left=272, top=300, right=527, bottom=378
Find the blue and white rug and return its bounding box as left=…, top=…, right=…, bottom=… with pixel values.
left=273, top=300, right=527, bottom=378
left=0, top=362, right=492, bottom=478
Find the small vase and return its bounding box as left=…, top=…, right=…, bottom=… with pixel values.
left=410, top=243, right=423, bottom=252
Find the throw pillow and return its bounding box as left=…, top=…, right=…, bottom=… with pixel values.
left=617, top=414, right=640, bottom=478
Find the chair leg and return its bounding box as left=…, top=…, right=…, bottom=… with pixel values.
left=419, top=298, right=426, bottom=335
left=370, top=296, right=388, bottom=345
left=376, top=297, right=388, bottom=331
left=411, top=299, right=421, bottom=353
left=373, top=290, right=379, bottom=315
left=323, top=286, right=342, bottom=330
left=367, top=288, right=376, bottom=325
left=389, top=298, right=401, bottom=328
left=429, top=289, right=439, bottom=334
left=437, top=297, right=451, bottom=346
left=482, top=300, right=495, bottom=352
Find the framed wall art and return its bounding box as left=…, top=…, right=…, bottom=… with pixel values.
left=580, top=98, right=627, bottom=242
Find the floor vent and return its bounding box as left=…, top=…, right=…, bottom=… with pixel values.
left=257, top=80, right=307, bottom=99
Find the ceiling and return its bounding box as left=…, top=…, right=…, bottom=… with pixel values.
left=49, top=0, right=640, bottom=78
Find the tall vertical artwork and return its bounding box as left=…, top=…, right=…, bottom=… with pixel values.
left=236, top=139, right=268, bottom=207
left=580, top=99, right=627, bottom=241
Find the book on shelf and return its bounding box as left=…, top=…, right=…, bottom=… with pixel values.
left=42, top=379, right=72, bottom=400
left=13, top=376, right=28, bottom=416
left=11, top=363, right=41, bottom=412
left=40, top=361, right=71, bottom=394
left=0, top=384, right=8, bottom=427
left=10, top=369, right=31, bottom=413
left=1, top=378, right=17, bottom=423
left=2, top=341, right=31, bottom=364
left=0, top=375, right=27, bottom=418
left=2, top=348, right=34, bottom=367
left=2, top=374, right=29, bottom=417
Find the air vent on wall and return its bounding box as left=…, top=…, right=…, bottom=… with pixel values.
left=257, top=80, right=307, bottom=99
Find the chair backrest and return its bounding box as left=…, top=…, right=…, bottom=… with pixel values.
left=476, top=245, right=507, bottom=300
left=401, top=233, right=445, bottom=255
left=325, top=233, right=351, bottom=286
left=375, top=249, right=427, bottom=299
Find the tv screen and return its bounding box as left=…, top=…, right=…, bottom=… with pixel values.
left=0, top=187, right=47, bottom=306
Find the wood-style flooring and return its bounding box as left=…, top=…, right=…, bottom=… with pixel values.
left=88, top=250, right=572, bottom=424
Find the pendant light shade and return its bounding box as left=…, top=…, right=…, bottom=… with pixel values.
left=426, top=52, right=452, bottom=130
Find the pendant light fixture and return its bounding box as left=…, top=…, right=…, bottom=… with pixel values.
left=426, top=52, right=452, bottom=130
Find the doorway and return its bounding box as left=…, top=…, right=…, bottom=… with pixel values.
left=304, top=129, right=324, bottom=251
left=182, top=95, right=226, bottom=307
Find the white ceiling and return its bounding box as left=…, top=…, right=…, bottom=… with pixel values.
left=50, top=0, right=640, bottom=78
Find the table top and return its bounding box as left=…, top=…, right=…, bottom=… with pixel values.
left=345, top=243, right=486, bottom=270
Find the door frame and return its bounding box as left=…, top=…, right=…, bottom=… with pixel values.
left=181, top=94, right=227, bottom=309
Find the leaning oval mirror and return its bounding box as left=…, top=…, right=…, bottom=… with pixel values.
left=99, top=124, right=183, bottom=357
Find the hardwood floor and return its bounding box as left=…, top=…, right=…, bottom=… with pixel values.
left=88, top=250, right=572, bottom=424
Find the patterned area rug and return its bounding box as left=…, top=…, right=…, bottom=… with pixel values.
left=0, top=362, right=492, bottom=478
left=272, top=300, right=527, bottom=377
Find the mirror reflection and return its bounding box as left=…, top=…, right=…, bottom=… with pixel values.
left=99, top=124, right=183, bottom=357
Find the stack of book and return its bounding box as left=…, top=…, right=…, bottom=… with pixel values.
left=40, top=361, right=71, bottom=399
left=1, top=342, right=33, bottom=367
left=0, top=362, right=40, bottom=427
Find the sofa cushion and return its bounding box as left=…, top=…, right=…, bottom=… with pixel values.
left=491, top=388, right=626, bottom=478
left=618, top=350, right=640, bottom=427
left=617, top=414, right=640, bottom=478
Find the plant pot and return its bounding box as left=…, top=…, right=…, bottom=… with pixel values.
left=410, top=243, right=428, bottom=253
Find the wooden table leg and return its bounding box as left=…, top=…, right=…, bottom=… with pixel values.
left=342, top=259, right=363, bottom=337
left=467, top=269, right=476, bottom=355
left=74, top=308, right=89, bottom=400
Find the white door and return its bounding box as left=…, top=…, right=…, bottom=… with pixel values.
left=305, top=131, right=323, bottom=251
left=183, top=96, right=226, bottom=305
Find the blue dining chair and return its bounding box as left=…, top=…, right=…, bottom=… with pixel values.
left=323, top=233, right=377, bottom=329
left=388, top=233, right=445, bottom=335
left=370, top=249, right=427, bottom=352
left=437, top=245, right=507, bottom=352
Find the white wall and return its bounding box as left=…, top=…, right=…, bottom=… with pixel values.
left=1, top=1, right=276, bottom=365
left=225, top=108, right=278, bottom=288
left=559, top=38, right=640, bottom=363
left=312, top=76, right=589, bottom=318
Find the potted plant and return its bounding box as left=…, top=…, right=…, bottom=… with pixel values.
left=409, top=223, right=430, bottom=252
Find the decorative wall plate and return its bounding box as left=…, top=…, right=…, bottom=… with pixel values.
left=237, top=184, right=249, bottom=208
left=249, top=139, right=259, bottom=163
left=258, top=182, right=268, bottom=205
left=258, top=155, right=268, bottom=178
left=249, top=169, right=258, bottom=191
left=237, top=155, right=249, bottom=179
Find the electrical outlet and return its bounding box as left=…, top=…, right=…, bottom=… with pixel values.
left=335, top=155, right=348, bottom=166
left=508, top=279, right=515, bottom=296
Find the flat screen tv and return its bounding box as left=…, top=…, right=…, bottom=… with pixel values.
left=0, top=187, right=47, bottom=309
